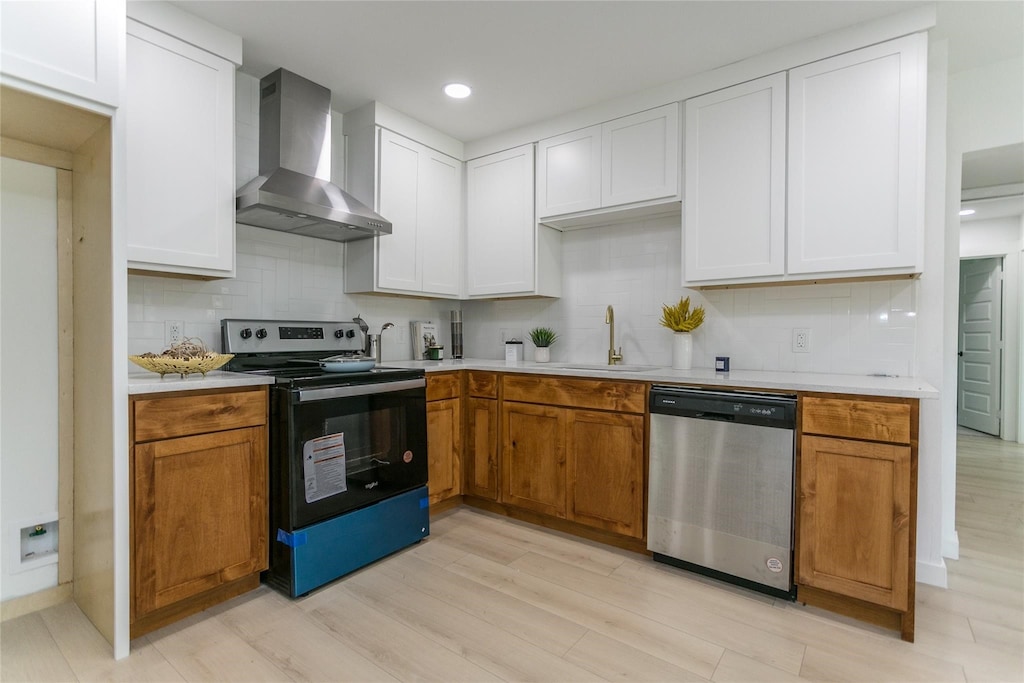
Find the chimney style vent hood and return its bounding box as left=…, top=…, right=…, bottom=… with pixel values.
left=236, top=69, right=391, bottom=241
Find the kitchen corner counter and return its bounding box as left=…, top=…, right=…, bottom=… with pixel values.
left=382, top=358, right=938, bottom=399
left=128, top=371, right=275, bottom=395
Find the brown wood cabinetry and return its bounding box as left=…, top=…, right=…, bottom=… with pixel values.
left=465, top=372, right=499, bottom=500
left=426, top=372, right=462, bottom=507
left=130, top=386, right=268, bottom=637
left=797, top=394, right=918, bottom=641
left=500, top=375, right=645, bottom=540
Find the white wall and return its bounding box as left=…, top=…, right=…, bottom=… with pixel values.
left=960, top=214, right=1023, bottom=442
left=0, top=157, right=60, bottom=600
left=463, top=217, right=919, bottom=377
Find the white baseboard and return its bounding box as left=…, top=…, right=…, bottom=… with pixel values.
left=916, top=557, right=948, bottom=588
left=942, top=530, right=960, bottom=560
left=1, top=582, right=73, bottom=622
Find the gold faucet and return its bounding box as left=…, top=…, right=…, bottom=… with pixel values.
left=606, top=305, right=623, bottom=365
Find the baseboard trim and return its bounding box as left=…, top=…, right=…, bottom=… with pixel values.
left=1, top=583, right=73, bottom=622
left=942, top=530, right=960, bottom=561
left=916, top=557, right=948, bottom=588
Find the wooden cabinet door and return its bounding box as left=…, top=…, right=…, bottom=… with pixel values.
left=466, top=144, right=536, bottom=297
left=125, top=19, right=236, bottom=277
left=601, top=103, right=679, bottom=208
left=501, top=402, right=566, bottom=518
left=536, top=125, right=602, bottom=217
left=683, top=74, right=786, bottom=284
left=427, top=397, right=462, bottom=505
left=134, top=426, right=267, bottom=617
left=798, top=435, right=911, bottom=610
left=465, top=397, right=498, bottom=500
left=787, top=34, right=925, bottom=276
left=567, top=410, right=644, bottom=538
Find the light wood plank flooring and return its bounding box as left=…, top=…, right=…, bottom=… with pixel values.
left=4, top=432, right=1022, bottom=682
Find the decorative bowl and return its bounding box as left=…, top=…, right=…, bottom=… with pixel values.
left=129, top=353, right=234, bottom=378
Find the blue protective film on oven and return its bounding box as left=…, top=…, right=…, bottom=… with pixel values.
left=277, top=529, right=308, bottom=547
left=419, top=496, right=429, bottom=509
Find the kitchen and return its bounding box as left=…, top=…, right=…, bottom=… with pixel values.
left=1, top=1, right=1022, bottom=680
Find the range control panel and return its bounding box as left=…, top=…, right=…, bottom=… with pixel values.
left=222, top=319, right=363, bottom=354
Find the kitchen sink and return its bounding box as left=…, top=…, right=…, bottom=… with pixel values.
left=557, top=363, right=661, bottom=373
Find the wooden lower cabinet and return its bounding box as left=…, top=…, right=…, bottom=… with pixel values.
left=567, top=410, right=644, bottom=537
left=797, top=394, right=917, bottom=641
left=426, top=396, right=462, bottom=505
left=502, top=402, right=567, bottom=517
left=465, top=397, right=498, bottom=500
left=130, top=386, right=268, bottom=637
left=426, top=372, right=463, bottom=507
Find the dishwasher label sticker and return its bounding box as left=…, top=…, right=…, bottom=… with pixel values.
left=766, top=557, right=784, bottom=573
left=303, top=433, right=348, bottom=503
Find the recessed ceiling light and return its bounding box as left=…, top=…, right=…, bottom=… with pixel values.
left=959, top=208, right=976, bottom=216
left=444, top=83, right=472, bottom=99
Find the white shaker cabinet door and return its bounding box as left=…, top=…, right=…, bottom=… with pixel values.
left=602, top=103, right=679, bottom=208
left=787, top=33, right=925, bottom=275
left=466, top=144, right=536, bottom=297
left=126, top=20, right=236, bottom=277
left=683, top=74, right=786, bottom=284
left=377, top=129, right=423, bottom=292
left=0, top=0, right=121, bottom=109
left=536, top=125, right=601, bottom=218
left=418, top=149, right=463, bottom=297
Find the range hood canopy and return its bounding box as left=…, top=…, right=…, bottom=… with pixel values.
left=235, top=69, right=391, bottom=242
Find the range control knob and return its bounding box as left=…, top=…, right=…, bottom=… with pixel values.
left=239, top=328, right=253, bottom=339
left=346, top=329, right=356, bottom=338
left=334, top=329, right=345, bottom=338
left=255, top=328, right=268, bottom=339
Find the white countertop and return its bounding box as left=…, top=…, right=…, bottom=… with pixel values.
left=127, top=370, right=275, bottom=395
left=382, top=358, right=938, bottom=399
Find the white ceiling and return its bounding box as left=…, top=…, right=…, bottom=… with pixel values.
left=169, top=1, right=1024, bottom=143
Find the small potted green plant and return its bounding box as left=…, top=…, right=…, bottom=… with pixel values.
left=659, top=297, right=705, bottom=370
left=528, top=326, right=558, bottom=363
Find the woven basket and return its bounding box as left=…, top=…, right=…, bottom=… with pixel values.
left=129, top=353, right=234, bottom=378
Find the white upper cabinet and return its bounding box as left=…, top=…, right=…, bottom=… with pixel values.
left=345, top=128, right=462, bottom=298
left=602, top=106, right=679, bottom=207
left=536, top=126, right=602, bottom=216
left=787, top=33, right=925, bottom=276
left=466, top=144, right=561, bottom=298
left=125, top=15, right=239, bottom=277
left=0, top=0, right=122, bottom=110
left=537, top=103, right=679, bottom=223
left=683, top=73, right=787, bottom=283
left=682, top=34, right=926, bottom=286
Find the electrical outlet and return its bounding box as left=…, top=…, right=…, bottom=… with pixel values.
left=165, top=320, right=184, bottom=345
left=792, top=328, right=811, bottom=353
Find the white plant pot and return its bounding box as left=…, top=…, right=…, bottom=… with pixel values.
left=672, top=332, right=693, bottom=370
left=535, top=347, right=551, bottom=363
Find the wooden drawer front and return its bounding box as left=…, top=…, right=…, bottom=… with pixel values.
left=426, top=372, right=461, bottom=401
left=133, top=388, right=267, bottom=442
left=467, top=371, right=498, bottom=398
left=802, top=396, right=911, bottom=444
left=503, top=375, right=645, bottom=413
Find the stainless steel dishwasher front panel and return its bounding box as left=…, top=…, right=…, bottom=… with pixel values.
left=647, top=410, right=795, bottom=594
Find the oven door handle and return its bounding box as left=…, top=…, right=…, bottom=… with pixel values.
left=296, top=378, right=426, bottom=402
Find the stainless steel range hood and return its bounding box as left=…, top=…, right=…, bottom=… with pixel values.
left=236, top=69, right=391, bottom=241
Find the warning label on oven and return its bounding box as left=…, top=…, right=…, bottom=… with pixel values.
left=303, top=433, right=348, bottom=503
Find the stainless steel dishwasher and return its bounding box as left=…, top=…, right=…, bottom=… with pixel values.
left=648, top=386, right=797, bottom=599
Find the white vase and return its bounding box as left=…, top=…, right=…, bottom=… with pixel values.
left=672, top=332, right=693, bottom=370
left=535, top=347, right=551, bottom=363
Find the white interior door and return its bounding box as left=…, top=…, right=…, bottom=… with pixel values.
left=958, top=257, right=1003, bottom=435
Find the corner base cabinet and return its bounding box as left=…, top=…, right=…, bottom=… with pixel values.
left=797, top=394, right=918, bottom=641
left=130, top=386, right=268, bottom=637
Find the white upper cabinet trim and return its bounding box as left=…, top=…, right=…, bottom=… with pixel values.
left=787, top=33, right=925, bottom=275
left=684, top=73, right=787, bottom=283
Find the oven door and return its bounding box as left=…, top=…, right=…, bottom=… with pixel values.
left=273, top=379, right=427, bottom=530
